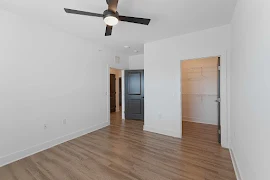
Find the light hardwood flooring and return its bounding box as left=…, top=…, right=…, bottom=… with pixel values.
left=182, top=121, right=219, bottom=143
left=0, top=111, right=236, bottom=180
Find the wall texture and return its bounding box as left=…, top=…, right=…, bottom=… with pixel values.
left=181, top=57, right=218, bottom=125
left=129, top=54, right=144, bottom=70
left=144, top=25, right=230, bottom=147
left=230, top=0, right=270, bottom=179
left=0, top=10, right=129, bottom=166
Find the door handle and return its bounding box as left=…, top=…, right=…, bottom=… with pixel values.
left=142, top=97, right=144, bottom=99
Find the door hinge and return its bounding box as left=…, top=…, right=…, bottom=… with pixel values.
left=218, top=66, right=221, bottom=70
left=218, top=129, right=221, bottom=134
left=216, top=98, right=221, bottom=102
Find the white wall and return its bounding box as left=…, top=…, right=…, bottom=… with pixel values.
left=182, top=57, right=218, bottom=125
left=129, top=54, right=144, bottom=70
left=0, top=10, right=129, bottom=167
left=144, top=25, right=230, bottom=147
left=230, top=0, right=270, bottom=179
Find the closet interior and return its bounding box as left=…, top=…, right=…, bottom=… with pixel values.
left=181, top=57, right=220, bottom=142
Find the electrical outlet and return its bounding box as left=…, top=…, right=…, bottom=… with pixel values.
left=44, top=124, right=47, bottom=130
left=63, top=119, right=67, bottom=125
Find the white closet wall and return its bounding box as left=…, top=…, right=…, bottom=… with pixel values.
left=181, top=57, right=218, bottom=125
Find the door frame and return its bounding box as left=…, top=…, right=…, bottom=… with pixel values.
left=180, top=52, right=229, bottom=148
left=106, top=65, right=125, bottom=123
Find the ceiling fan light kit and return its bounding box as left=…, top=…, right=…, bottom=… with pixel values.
left=103, top=10, right=119, bottom=26
left=64, top=0, right=151, bottom=36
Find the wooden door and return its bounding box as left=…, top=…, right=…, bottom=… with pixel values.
left=119, top=77, right=122, bottom=106
left=110, top=74, right=116, bottom=112
left=125, top=70, right=144, bottom=120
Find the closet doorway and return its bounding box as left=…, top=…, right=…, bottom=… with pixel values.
left=181, top=57, right=221, bottom=144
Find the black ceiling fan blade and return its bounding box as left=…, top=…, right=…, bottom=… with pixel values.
left=119, top=16, right=151, bottom=25
left=64, top=8, right=103, bottom=17
left=107, top=0, right=119, bottom=12
left=105, top=25, right=113, bottom=36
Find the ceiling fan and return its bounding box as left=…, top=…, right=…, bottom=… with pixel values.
left=64, top=0, right=151, bottom=36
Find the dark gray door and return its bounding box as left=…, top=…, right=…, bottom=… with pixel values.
left=125, top=70, right=144, bottom=120
left=217, top=57, right=221, bottom=143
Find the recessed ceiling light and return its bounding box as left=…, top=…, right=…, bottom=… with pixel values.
left=124, top=45, right=130, bottom=48
left=134, top=50, right=139, bottom=53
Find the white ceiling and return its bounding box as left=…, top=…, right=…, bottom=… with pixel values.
left=1, top=0, right=237, bottom=56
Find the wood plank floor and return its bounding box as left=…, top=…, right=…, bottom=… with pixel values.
left=0, top=111, right=236, bottom=180
left=183, top=121, right=219, bottom=143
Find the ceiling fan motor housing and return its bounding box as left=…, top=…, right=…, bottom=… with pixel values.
left=103, top=10, right=119, bottom=20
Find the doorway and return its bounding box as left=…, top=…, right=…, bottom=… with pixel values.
left=109, top=68, right=123, bottom=124
left=119, top=77, right=122, bottom=107
left=110, top=74, right=116, bottom=112
left=181, top=57, right=220, bottom=143
left=109, top=68, right=145, bottom=125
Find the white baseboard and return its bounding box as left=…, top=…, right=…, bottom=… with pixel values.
left=143, top=125, right=181, bottom=138
left=182, top=117, right=218, bottom=125
left=229, top=148, right=242, bottom=180
left=0, top=121, right=110, bottom=167
left=182, top=119, right=218, bottom=125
